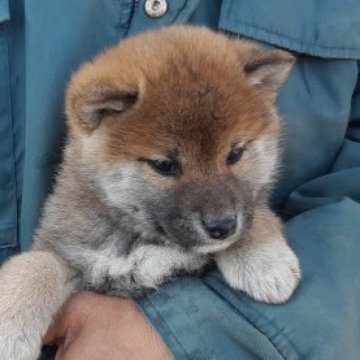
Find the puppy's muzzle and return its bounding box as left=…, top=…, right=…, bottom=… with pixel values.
left=202, top=216, right=237, bottom=240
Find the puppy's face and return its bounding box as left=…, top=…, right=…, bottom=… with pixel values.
left=66, top=26, right=294, bottom=253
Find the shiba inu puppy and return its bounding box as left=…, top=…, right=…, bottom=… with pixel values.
left=0, top=26, right=300, bottom=359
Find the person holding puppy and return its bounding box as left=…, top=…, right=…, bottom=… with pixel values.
left=1, top=1, right=360, bottom=359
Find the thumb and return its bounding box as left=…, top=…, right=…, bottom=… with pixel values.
left=43, top=292, right=94, bottom=346
left=43, top=306, right=70, bottom=346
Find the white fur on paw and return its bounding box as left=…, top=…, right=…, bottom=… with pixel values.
left=216, top=239, right=301, bottom=304
left=0, top=328, right=41, bottom=360
left=0, top=306, right=43, bottom=360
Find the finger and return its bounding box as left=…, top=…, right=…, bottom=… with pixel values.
left=43, top=291, right=104, bottom=345
left=43, top=309, right=68, bottom=346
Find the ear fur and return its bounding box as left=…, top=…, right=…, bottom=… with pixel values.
left=239, top=45, right=295, bottom=96
left=78, top=89, right=137, bottom=131
left=67, top=87, right=138, bottom=132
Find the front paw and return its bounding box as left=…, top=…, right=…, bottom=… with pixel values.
left=216, top=240, right=301, bottom=304
left=0, top=320, right=42, bottom=360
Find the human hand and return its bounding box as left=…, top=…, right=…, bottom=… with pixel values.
left=44, top=292, right=173, bottom=360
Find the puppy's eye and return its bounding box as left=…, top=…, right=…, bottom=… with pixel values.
left=147, top=159, right=181, bottom=177
left=226, top=146, right=245, bottom=165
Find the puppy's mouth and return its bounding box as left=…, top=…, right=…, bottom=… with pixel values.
left=194, top=237, right=238, bottom=254
left=153, top=213, right=242, bottom=254
left=193, top=226, right=241, bottom=254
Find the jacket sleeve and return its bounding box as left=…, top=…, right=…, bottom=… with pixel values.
left=138, top=202, right=360, bottom=360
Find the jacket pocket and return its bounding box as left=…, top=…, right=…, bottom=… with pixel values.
left=0, top=0, right=18, bottom=250
left=218, top=0, right=360, bottom=59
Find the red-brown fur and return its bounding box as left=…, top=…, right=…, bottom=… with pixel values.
left=66, top=27, right=289, bottom=183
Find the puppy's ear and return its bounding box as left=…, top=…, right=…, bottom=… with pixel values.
left=71, top=89, right=138, bottom=131
left=66, top=87, right=138, bottom=132
left=238, top=44, right=295, bottom=97
left=66, top=75, right=139, bottom=133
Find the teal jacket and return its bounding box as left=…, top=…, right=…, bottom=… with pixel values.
left=1, top=1, right=360, bottom=359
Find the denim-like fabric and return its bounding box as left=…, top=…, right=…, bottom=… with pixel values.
left=0, top=0, right=24, bottom=261
left=139, top=199, right=360, bottom=359
left=218, top=0, right=360, bottom=59
left=1, top=1, right=360, bottom=359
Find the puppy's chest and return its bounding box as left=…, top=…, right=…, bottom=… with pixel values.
left=82, top=243, right=206, bottom=297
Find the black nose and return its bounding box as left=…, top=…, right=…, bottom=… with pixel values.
left=202, top=216, right=237, bottom=240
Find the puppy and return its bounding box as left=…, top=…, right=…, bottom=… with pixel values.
left=0, top=26, right=300, bottom=360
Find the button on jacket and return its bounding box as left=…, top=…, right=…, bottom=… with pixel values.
left=1, top=1, right=360, bottom=359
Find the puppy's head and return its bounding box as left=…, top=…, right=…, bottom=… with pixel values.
left=66, top=26, right=294, bottom=253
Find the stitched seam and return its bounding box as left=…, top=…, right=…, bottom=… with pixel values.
left=0, top=23, right=17, bottom=249
left=173, top=0, right=201, bottom=23
left=221, top=20, right=360, bottom=52
left=8, top=22, right=18, bottom=249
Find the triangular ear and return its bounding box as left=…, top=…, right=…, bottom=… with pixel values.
left=241, top=47, right=295, bottom=96
left=78, top=90, right=138, bottom=131
left=66, top=86, right=138, bottom=132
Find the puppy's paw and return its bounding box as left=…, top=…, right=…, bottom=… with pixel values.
left=0, top=250, right=73, bottom=360
left=216, top=239, right=301, bottom=304
left=0, top=301, right=42, bottom=360
left=0, top=325, right=41, bottom=360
